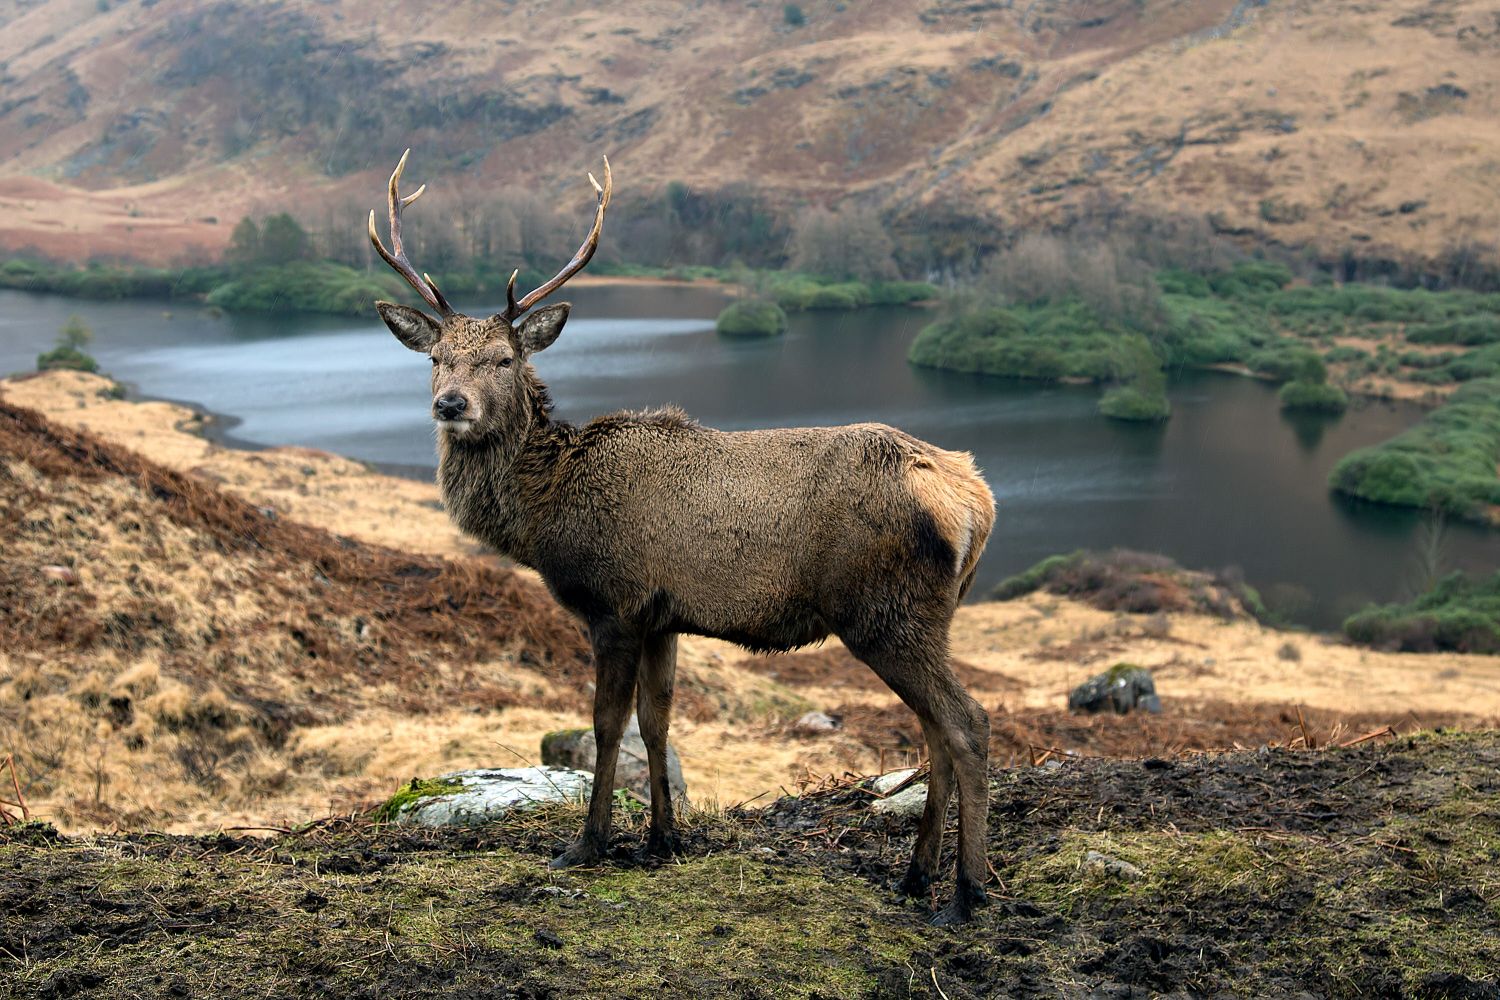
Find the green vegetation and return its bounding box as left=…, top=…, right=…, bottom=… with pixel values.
left=915, top=251, right=1500, bottom=413
left=715, top=299, right=788, bottom=337
left=205, top=260, right=406, bottom=315
left=1330, top=378, right=1500, bottom=520
left=372, top=776, right=464, bottom=823
left=1099, top=385, right=1172, bottom=421
left=1343, top=570, right=1500, bottom=653
left=1279, top=380, right=1349, bottom=412
left=36, top=315, right=99, bottom=373
left=6, top=734, right=1496, bottom=997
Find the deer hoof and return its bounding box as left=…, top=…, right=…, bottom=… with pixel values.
left=645, top=830, right=684, bottom=859
left=548, top=839, right=603, bottom=870
left=928, top=899, right=975, bottom=927
left=894, top=868, right=931, bottom=899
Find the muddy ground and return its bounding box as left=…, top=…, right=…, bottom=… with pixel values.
left=2, top=732, right=1496, bottom=999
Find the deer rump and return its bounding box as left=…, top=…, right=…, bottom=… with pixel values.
left=523, top=409, right=996, bottom=654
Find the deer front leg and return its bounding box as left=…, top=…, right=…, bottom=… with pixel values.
left=550, top=620, right=640, bottom=869
left=637, top=631, right=681, bottom=858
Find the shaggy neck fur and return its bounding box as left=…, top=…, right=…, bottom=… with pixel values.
left=435, top=366, right=574, bottom=568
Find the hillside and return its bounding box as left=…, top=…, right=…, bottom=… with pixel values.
left=4, top=733, right=1498, bottom=997
left=0, top=0, right=1497, bottom=276
left=4, top=369, right=1500, bottom=837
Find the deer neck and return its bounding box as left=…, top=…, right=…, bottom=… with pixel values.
left=435, top=378, right=567, bottom=569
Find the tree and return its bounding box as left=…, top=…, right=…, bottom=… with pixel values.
left=789, top=206, right=900, bottom=283
left=59, top=315, right=92, bottom=350
left=258, top=213, right=313, bottom=264
left=226, top=216, right=261, bottom=268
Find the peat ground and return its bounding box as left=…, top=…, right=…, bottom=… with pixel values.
left=2, top=731, right=1497, bottom=999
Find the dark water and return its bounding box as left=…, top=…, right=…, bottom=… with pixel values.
left=3, top=285, right=1497, bottom=628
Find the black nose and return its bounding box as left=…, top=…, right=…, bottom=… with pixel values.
left=434, top=392, right=468, bottom=421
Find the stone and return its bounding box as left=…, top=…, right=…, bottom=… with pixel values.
left=387, top=767, right=591, bottom=827
left=871, top=768, right=919, bottom=795
left=871, top=783, right=928, bottom=818
left=1084, top=850, right=1145, bottom=880
left=540, top=715, right=687, bottom=804
left=1068, top=665, right=1162, bottom=715
left=793, top=710, right=841, bottom=734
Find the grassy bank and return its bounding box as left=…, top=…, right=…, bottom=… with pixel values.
left=0, top=257, right=410, bottom=317
left=3, top=733, right=1496, bottom=998
left=910, top=260, right=1500, bottom=417
left=1344, top=570, right=1500, bottom=653
left=1330, top=377, right=1500, bottom=522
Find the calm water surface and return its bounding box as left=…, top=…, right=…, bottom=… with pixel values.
left=3, top=285, right=1496, bottom=629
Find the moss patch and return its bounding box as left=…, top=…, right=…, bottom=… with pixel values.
left=373, top=776, right=464, bottom=823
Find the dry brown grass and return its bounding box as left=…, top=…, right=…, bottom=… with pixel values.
left=5, top=372, right=1500, bottom=835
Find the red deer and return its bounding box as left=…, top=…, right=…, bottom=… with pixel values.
left=369, top=151, right=997, bottom=924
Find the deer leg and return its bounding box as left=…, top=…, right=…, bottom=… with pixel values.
left=637, top=631, right=682, bottom=858
left=550, top=621, right=641, bottom=870
left=850, top=637, right=991, bottom=925
left=896, top=717, right=955, bottom=900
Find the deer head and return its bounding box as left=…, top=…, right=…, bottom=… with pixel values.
left=370, top=149, right=612, bottom=438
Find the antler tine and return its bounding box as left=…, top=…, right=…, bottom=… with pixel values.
left=368, top=149, right=456, bottom=318
left=507, top=155, right=612, bottom=319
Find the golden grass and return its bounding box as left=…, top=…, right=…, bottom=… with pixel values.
left=4, top=371, right=1500, bottom=835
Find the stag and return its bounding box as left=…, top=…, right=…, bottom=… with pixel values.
left=370, top=151, right=997, bottom=924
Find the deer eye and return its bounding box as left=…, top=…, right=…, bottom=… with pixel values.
left=499, top=356, right=513, bottom=368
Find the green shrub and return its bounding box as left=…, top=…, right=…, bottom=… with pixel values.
left=1329, top=377, right=1500, bottom=519
left=1248, top=343, right=1323, bottom=382
left=1343, top=571, right=1500, bottom=653
left=37, top=344, right=99, bottom=373
left=1324, top=345, right=1370, bottom=363
left=909, top=299, right=1155, bottom=383
left=866, top=280, right=939, bottom=306
left=1099, top=385, right=1172, bottom=421
left=1406, top=314, right=1500, bottom=346
left=1278, top=381, right=1348, bottom=413
left=205, top=262, right=403, bottom=315
left=715, top=299, right=787, bottom=337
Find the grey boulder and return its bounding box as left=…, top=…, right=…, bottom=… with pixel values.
left=541, top=714, right=687, bottom=804
left=384, top=766, right=592, bottom=827
left=1068, top=666, right=1162, bottom=715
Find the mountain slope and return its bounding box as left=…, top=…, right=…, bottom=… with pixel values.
left=0, top=0, right=1496, bottom=271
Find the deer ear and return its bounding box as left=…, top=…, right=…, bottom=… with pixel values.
left=376, top=301, right=442, bottom=353
left=516, top=303, right=570, bottom=356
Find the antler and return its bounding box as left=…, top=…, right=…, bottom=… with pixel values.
left=504, top=156, right=613, bottom=320
left=368, top=149, right=456, bottom=318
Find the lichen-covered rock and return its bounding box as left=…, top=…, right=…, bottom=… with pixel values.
left=540, top=715, right=687, bottom=804
left=1068, top=664, right=1162, bottom=715
left=380, top=767, right=592, bottom=827
left=871, top=783, right=928, bottom=818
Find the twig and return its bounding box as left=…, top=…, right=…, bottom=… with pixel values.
left=0, top=754, right=30, bottom=824
left=1335, top=726, right=1397, bottom=749
left=1295, top=705, right=1314, bottom=750
left=930, top=967, right=952, bottom=1000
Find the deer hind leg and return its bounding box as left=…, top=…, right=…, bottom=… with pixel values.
left=551, top=620, right=641, bottom=869
left=896, top=716, right=955, bottom=901
left=849, top=636, right=991, bottom=925
left=637, top=631, right=682, bottom=858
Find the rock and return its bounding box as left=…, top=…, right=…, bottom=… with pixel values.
left=384, top=767, right=591, bottom=826
left=793, top=710, right=841, bottom=734
left=871, top=768, right=918, bottom=795
left=1084, top=850, right=1145, bottom=880
left=540, top=715, right=687, bottom=804
left=1068, top=665, right=1162, bottom=715
left=871, top=783, right=928, bottom=818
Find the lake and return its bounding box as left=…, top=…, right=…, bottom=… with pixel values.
left=3, top=284, right=1496, bottom=630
